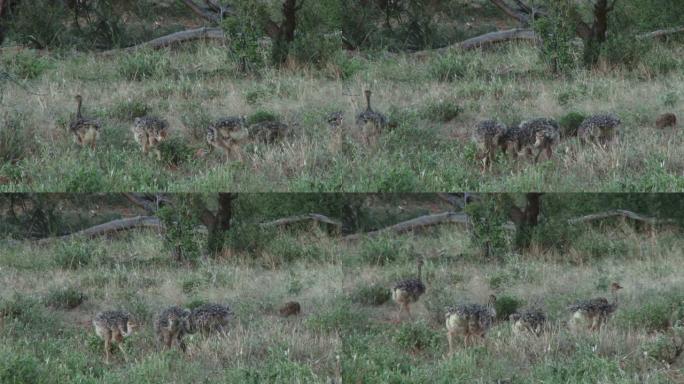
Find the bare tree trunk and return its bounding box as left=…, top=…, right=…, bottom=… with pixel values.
left=508, top=193, right=543, bottom=249
left=207, top=193, right=234, bottom=256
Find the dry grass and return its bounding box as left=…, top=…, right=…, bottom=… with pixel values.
left=1, top=43, right=683, bottom=191
left=1, top=220, right=684, bottom=382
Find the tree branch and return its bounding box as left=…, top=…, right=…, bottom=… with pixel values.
left=259, top=213, right=342, bottom=231
left=181, top=0, right=220, bottom=22
left=344, top=212, right=472, bottom=241
left=37, top=216, right=162, bottom=244
left=122, top=193, right=166, bottom=214
left=489, top=0, right=530, bottom=24
left=100, top=27, right=226, bottom=55
left=567, top=210, right=676, bottom=225
left=637, top=26, right=684, bottom=40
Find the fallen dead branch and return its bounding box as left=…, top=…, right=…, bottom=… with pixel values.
left=100, top=27, right=227, bottom=55
left=344, top=212, right=471, bottom=241
left=37, top=216, right=162, bottom=244
left=567, top=210, right=677, bottom=225
left=260, top=213, right=342, bottom=230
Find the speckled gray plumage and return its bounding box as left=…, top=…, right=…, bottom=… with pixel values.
left=518, top=118, right=561, bottom=148
left=134, top=116, right=168, bottom=133
left=154, top=306, right=192, bottom=334
left=191, top=303, right=233, bottom=334
left=249, top=121, right=290, bottom=143
left=577, top=114, right=621, bottom=143
left=446, top=302, right=496, bottom=332
left=356, top=90, right=388, bottom=129
left=510, top=308, right=546, bottom=335
left=473, top=120, right=506, bottom=149
left=393, top=278, right=426, bottom=300
left=327, top=111, right=345, bottom=129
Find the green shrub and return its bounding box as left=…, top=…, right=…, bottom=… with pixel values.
left=54, top=241, right=96, bottom=269
left=42, top=287, right=87, bottom=310
left=247, top=110, right=279, bottom=125
left=0, top=349, right=43, bottom=384
left=0, top=111, right=31, bottom=163
left=328, top=53, right=365, bottom=80
left=617, top=292, right=684, bottom=331
left=558, top=111, right=587, bottom=138
left=357, top=236, right=409, bottom=266
left=180, top=102, right=213, bottom=142
left=64, top=166, right=105, bottom=193
left=119, top=50, right=172, bottom=81
left=429, top=53, right=485, bottom=82
left=493, top=295, right=523, bottom=321
left=108, top=99, right=150, bottom=121
left=420, top=98, right=463, bottom=122
left=4, top=52, right=51, bottom=80
left=291, top=31, right=341, bottom=67
left=8, top=0, right=68, bottom=49
left=306, top=301, right=368, bottom=333
left=393, top=321, right=440, bottom=351
left=157, top=200, right=202, bottom=262
left=221, top=6, right=266, bottom=73
left=350, top=283, right=391, bottom=306
left=157, top=137, right=195, bottom=166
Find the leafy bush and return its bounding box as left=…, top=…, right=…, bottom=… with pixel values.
left=181, top=277, right=204, bottom=295
left=350, top=283, right=391, bottom=306
left=157, top=137, right=195, bottom=166
left=7, top=0, right=68, bottom=49
left=4, top=52, right=51, bottom=80
left=617, top=292, right=684, bottom=331
left=42, top=287, right=87, bottom=310
left=0, top=349, right=43, bottom=384
left=429, top=53, right=485, bottom=82
left=420, top=98, right=463, bottom=122
left=558, top=111, right=587, bottom=138
left=393, top=322, right=440, bottom=351
left=54, top=241, right=97, bottom=269
left=247, top=110, right=279, bottom=125
left=108, top=99, right=150, bottom=121
left=305, top=301, right=368, bottom=333
left=64, top=166, right=105, bottom=193
left=291, top=31, right=341, bottom=67
left=493, top=295, right=523, bottom=321
left=0, top=111, right=30, bottom=164
left=221, top=5, right=266, bottom=73
left=357, top=236, right=409, bottom=266
left=118, top=50, right=172, bottom=81
left=157, top=199, right=202, bottom=262
left=532, top=3, right=579, bottom=73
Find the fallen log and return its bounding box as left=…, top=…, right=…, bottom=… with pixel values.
left=567, top=210, right=676, bottom=225
left=260, top=213, right=342, bottom=231
left=37, top=216, right=162, bottom=244
left=344, top=211, right=471, bottom=241
left=637, top=26, right=684, bottom=40
left=415, top=28, right=538, bottom=57
left=100, top=27, right=227, bottom=55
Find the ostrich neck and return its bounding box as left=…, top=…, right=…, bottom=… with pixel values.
left=417, top=263, right=422, bottom=280
left=612, top=289, right=618, bottom=306
left=76, top=99, right=83, bottom=119
left=366, top=93, right=372, bottom=111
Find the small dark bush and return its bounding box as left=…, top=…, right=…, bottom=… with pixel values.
left=494, top=295, right=523, bottom=321
left=393, top=322, right=440, bottom=351
left=108, top=99, right=150, bottom=121
left=119, top=50, right=172, bottom=81
left=8, top=0, right=68, bottom=49
left=420, top=98, right=463, bottom=122
left=247, top=110, right=279, bottom=125
left=350, top=283, right=391, bottom=306
left=4, top=52, right=51, bottom=80
left=43, top=287, right=87, bottom=310
left=157, top=137, right=195, bottom=166
left=181, top=277, right=204, bottom=294
left=54, top=241, right=96, bottom=269
left=0, top=111, right=31, bottom=164
left=558, top=111, right=587, bottom=138
left=0, top=350, right=43, bottom=384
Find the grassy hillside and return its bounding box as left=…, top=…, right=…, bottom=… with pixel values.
left=2, top=222, right=683, bottom=383
left=1, top=40, right=683, bottom=192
